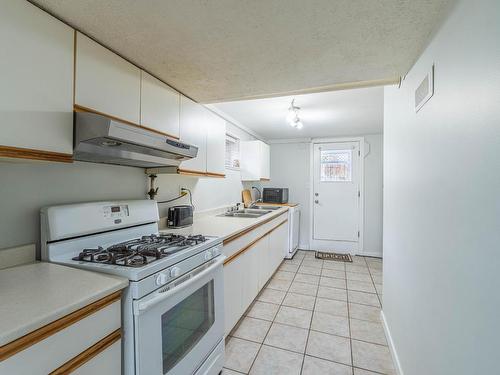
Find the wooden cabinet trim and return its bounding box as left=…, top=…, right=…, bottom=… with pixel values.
left=223, top=210, right=288, bottom=246
left=177, top=169, right=226, bottom=178
left=224, top=219, right=288, bottom=266
left=0, top=291, right=121, bottom=362
left=49, top=329, right=121, bottom=375
left=0, top=146, right=73, bottom=163
left=74, top=105, right=180, bottom=139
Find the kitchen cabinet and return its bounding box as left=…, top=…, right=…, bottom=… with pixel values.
left=140, top=71, right=180, bottom=138
left=240, top=140, right=271, bottom=181
left=75, top=32, right=141, bottom=125
left=179, top=96, right=208, bottom=173
left=223, top=254, right=244, bottom=336
left=206, top=112, right=226, bottom=176
left=223, top=213, right=288, bottom=335
left=0, top=0, right=74, bottom=162
left=179, top=95, right=226, bottom=177
left=0, top=293, right=122, bottom=375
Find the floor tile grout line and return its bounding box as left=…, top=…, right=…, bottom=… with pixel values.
left=246, top=253, right=306, bottom=374
left=346, top=257, right=355, bottom=375
left=299, top=251, right=322, bottom=375
left=365, top=257, right=383, bottom=308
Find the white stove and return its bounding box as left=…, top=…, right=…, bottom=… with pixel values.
left=41, top=200, right=225, bottom=375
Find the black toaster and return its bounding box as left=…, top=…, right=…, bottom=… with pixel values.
left=167, top=205, right=193, bottom=228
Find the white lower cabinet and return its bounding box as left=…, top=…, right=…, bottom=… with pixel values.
left=73, top=339, right=121, bottom=375
left=0, top=296, right=122, bottom=375
left=223, top=215, right=288, bottom=335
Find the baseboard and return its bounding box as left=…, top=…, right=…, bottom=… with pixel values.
left=380, top=310, right=404, bottom=375
left=359, top=251, right=383, bottom=258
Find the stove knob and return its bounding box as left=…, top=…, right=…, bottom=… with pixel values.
left=204, top=250, right=213, bottom=261
left=155, top=272, right=168, bottom=286
left=170, top=266, right=181, bottom=278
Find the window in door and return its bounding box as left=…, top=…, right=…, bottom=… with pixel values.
left=320, top=149, right=352, bottom=182
left=225, top=134, right=240, bottom=170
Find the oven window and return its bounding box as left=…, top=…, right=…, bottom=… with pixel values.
left=161, top=280, right=215, bottom=374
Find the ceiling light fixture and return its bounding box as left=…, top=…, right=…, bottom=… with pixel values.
left=286, top=99, right=303, bottom=129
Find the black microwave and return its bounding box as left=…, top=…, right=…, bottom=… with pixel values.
left=262, top=188, right=289, bottom=204
left=167, top=205, right=193, bottom=228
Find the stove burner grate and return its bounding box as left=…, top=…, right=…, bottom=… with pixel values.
left=72, top=234, right=208, bottom=267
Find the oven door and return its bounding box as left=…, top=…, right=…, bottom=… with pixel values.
left=133, top=255, right=225, bottom=375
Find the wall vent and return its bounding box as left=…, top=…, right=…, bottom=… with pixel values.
left=415, top=65, right=434, bottom=112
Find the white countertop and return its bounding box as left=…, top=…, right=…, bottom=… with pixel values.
left=159, top=206, right=289, bottom=239
left=0, top=262, right=128, bottom=346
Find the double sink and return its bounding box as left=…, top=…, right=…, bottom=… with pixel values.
left=218, top=206, right=281, bottom=218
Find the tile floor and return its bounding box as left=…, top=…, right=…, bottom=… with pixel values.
left=223, top=250, right=395, bottom=375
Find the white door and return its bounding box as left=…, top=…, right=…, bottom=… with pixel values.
left=313, top=141, right=361, bottom=250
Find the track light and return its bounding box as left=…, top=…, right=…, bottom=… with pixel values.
left=286, top=99, right=303, bottom=129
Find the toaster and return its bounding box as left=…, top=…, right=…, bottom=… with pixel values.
left=167, top=205, right=193, bottom=228
left=262, top=188, right=289, bottom=204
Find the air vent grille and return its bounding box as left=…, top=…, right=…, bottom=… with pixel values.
left=415, top=65, right=434, bottom=112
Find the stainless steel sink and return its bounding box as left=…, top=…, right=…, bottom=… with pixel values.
left=252, top=205, right=281, bottom=210
left=218, top=209, right=272, bottom=218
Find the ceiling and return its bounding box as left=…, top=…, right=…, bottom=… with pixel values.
left=210, top=86, right=384, bottom=139
left=32, top=0, right=454, bottom=103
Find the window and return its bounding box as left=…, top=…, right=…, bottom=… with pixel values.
left=225, top=134, right=240, bottom=169
left=320, top=149, right=352, bottom=182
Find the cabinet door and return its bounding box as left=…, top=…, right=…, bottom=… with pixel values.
left=241, top=241, right=262, bottom=311
left=260, top=142, right=271, bottom=180
left=140, top=71, right=180, bottom=138
left=206, top=113, right=226, bottom=176
left=179, top=96, right=207, bottom=173
left=0, top=0, right=73, bottom=155
left=257, top=235, right=271, bottom=290
left=240, top=140, right=261, bottom=181
left=269, top=223, right=288, bottom=275
left=75, top=32, right=141, bottom=124
left=223, top=256, right=243, bottom=335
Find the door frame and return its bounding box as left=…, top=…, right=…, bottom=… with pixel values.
left=309, top=136, right=365, bottom=254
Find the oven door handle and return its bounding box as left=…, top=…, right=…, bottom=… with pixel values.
left=134, top=255, right=226, bottom=314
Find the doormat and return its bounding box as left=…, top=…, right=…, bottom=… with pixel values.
left=315, top=251, right=352, bottom=262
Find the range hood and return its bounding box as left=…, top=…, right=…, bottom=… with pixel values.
left=74, top=112, right=198, bottom=168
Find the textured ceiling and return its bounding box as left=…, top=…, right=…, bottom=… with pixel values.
left=210, top=86, right=384, bottom=139
left=32, top=0, right=454, bottom=103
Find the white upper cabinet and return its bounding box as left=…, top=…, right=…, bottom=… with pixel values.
left=179, top=96, right=207, bottom=173
left=240, top=140, right=271, bottom=181
left=140, top=71, right=180, bottom=138
left=0, top=0, right=74, bottom=157
left=75, top=32, right=141, bottom=124
left=206, top=113, right=226, bottom=176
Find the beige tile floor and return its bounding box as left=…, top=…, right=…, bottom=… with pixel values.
left=223, top=250, right=395, bottom=375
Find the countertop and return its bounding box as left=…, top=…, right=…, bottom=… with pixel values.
left=0, top=262, right=128, bottom=347
left=255, top=202, right=299, bottom=208
left=160, top=206, right=289, bottom=240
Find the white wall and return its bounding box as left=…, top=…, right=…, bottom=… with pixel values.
left=0, top=161, right=146, bottom=253
left=156, top=121, right=257, bottom=217
left=263, top=135, right=383, bottom=254
left=383, top=1, right=500, bottom=374
left=261, top=141, right=312, bottom=249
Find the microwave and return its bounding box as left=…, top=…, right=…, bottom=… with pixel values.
left=167, top=205, right=193, bottom=228
left=262, top=188, right=289, bottom=204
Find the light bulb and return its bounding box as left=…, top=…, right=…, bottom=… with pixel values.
left=296, top=121, right=303, bottom=129
left=286, top=110, right=296, bottom=124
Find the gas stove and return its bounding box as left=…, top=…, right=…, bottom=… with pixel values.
left=40, top=200, right=225, bottom=375
left=73, top=234, right=209, bottom=267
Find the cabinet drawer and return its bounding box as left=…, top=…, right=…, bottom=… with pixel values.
left=0, top=300, right=121, bottom=375
left=72, top=338, right=121, bottom=375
